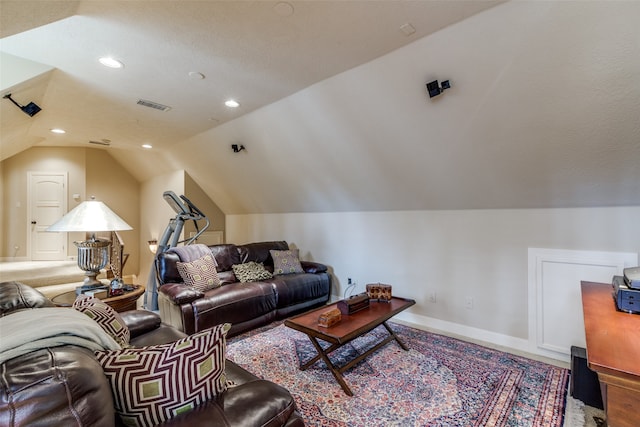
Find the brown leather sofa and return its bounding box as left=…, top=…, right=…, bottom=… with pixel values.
left=156, top=241, right=331, bottom=336
left=0, top=281, right=304, bottom=427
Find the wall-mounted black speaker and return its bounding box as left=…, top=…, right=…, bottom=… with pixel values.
left=3, top=93, right=42, bottom=117
left=426, top=80, right=441, bottom=98
left=22, top=102, right=42, bottom=117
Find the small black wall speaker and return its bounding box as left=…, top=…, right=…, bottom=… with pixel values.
left=426, top=80, right=441, bottom=98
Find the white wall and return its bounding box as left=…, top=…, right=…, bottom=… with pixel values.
left=227, top=206, right=640, bottom=360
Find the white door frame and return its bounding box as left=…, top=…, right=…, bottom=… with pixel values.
left=27, top=171, right=68, bottom=261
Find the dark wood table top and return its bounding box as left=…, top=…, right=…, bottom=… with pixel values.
left=52, top=285, right=145, bottom=312
left=581, top=281, right=640, bottom=381
left=285, top=297, right=415, bottom=345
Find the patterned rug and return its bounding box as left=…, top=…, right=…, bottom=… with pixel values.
left=226, top=322, right=569, bottom=427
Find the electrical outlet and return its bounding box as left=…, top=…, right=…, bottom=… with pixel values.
left=429, top=292, right=437, bottom=303
left=348, top=277, right=352, bottom=285
left=465, top=297, right=474, bottom=309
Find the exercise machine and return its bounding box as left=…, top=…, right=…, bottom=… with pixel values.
left=144, top=191, right=210, bottom=310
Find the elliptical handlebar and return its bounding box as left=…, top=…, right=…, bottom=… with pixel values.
left=157, top=191, right=210, bottom=253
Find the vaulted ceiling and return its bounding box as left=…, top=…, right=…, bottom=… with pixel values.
left=2, top=1, right=639, bottom=214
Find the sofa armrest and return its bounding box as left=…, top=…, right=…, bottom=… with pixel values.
left=120, top=310, right=161, bottom=338
left=300, top=261, right=328, bottom=274
left=158, top=380, right=298, bottom=427
left=159, top=283, right=203, bottom=305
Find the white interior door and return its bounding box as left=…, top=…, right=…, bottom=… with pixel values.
left=29, top=172, right=68, bottom=261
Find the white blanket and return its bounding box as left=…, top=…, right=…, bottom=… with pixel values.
left=0, top=307, right=121, bottom=364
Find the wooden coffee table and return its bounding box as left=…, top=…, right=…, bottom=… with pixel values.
left=284, top=296, right=415, bottom=396
left=52, top=285, right=145, bottom=313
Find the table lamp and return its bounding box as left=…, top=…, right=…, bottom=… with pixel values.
left=47, top=197, right=132, bottom=294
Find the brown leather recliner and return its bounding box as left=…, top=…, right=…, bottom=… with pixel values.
left=0, top=281, right=304, bottom=427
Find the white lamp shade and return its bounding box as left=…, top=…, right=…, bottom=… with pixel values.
left=46, top=200, right=132, bottom=232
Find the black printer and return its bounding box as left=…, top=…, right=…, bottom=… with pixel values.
left=613, top=275, right=640, bottom=314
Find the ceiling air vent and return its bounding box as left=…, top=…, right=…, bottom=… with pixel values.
left=89, top=139, right=111, bottom=146
left=137, top=99, right=172, bottom=112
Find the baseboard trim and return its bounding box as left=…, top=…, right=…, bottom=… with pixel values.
left=328, top=293, right=569, bottom=363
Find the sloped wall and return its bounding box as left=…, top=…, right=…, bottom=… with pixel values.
left=227, top=206, right=640, bottom=359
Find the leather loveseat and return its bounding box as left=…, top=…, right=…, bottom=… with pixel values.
left=156, top=241, right=331, bottom=336
left=0, top=281, right=304, bottom=427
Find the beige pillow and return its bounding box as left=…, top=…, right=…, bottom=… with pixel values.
left=177, top=254, right=221, bottom=291
left=270, top=249, right=304, bottom=275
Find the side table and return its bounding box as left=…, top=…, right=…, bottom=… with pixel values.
left=52, top=285, right=145, bottom=313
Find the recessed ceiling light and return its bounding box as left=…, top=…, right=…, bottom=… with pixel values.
left=99, top=57, right=124, bottom=69
left=274, top=2, right=294, bottom=17
left=50, top=128, right=66, bottom=134
left=225, top=99, right=240, bottom=108
left=142, top=144, right=153, bottom=149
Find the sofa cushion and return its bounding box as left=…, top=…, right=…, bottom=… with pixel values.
left=0, top=281, right=55, bottom=317
left=156, top=252, right=182, bottom=284
left=231, top=262, right=273, bottom=283
left=208, top=244, right=241, bottom=272
left=0, top=346, right=116, bottom=427
left=95, top=323, right=231, bottom=427
left=237, top=241, right=288, bottom=266
left=176, top=254, right=221, bottom=292
left=73, top=295, right=130, bottom=347
left=270, top=249, right=304, bottom=275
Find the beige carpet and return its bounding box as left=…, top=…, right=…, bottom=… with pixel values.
left=564, top=395, right=605, bottom=427
left=0, top=260, right=85, bottom=286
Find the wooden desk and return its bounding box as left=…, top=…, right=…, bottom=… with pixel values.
left=581, top=281, right=640, bottom=427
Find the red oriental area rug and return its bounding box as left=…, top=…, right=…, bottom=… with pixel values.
left=226, top=322, right=568, bottom=427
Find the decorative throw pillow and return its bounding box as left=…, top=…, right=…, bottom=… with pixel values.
left=95, top=323, right=231, bottom=427
left=270, top=249, right=304, bottom=275
left=231, top=261, right=273, bottom=283
left=73, top=295, right=130, bottom=347
left=176, top=254, right=221, bottom=292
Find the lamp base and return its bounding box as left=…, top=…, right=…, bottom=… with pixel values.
left=75, top=283, right=109, bottom=296
left=75, top=271, right=108, bottom=296
left=74, top=238, right=110, bottom=296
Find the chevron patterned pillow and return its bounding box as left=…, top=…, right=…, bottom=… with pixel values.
left=95, top=323, right=231, bottom=427
left=176, top=254, right=221, bottom=291
left=73, top=295, right=130, bottom=347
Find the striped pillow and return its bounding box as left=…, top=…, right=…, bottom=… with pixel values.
left=176, top=254, right=221, bottom=291
left=95, top=323, right=231, bottom=427
left=73, top=295, right=129, bottom=347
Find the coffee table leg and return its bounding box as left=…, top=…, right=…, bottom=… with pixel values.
left=307, top=336, right=354, bottom=396
left=383, top=321, right=410, bottom=351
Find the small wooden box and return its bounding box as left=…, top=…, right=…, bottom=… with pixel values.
left=366, top=283, right=392, bottom=302
left=318, top=308, right=342, bottom=327
left=337, top=293, right=370, bottom=315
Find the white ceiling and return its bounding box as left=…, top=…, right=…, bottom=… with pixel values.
left=0, top=0, right=499, bottom=158
left=2, top=1, right=640, bottom=215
